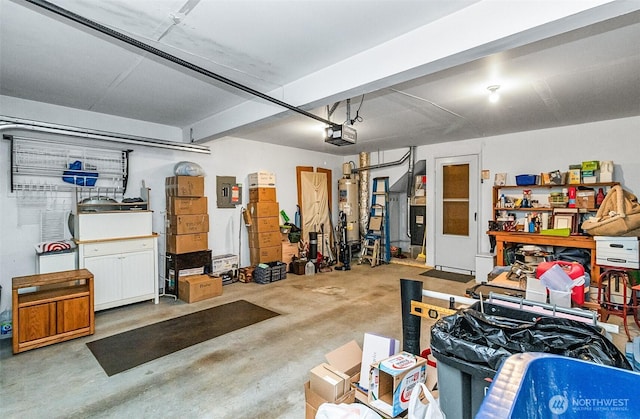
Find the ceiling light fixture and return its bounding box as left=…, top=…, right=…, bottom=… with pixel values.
left=487, top=85, right=500, bottom=103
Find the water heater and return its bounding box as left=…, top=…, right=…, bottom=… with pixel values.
left=339, top=174, right=360, bottom=243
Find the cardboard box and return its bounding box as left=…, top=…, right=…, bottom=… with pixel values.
left=247, top=202, right=279, bottom=218
left=310, top=363, right=351, bottom=402
left=249, top=187, right=276, bottom=202
left=165, top=176, right=205, bottom=197
left=304, top=381, right=354, bottom=419
left=248, top=231, right=282, bottom=248
left=167, top=214, right=210, bottom=235
left=248, top=171, right=276, bottom=188
left=575, top=190, right=595, bottom=209
left=369, top=352, right=427, bottom=417
left=281, top=241, right=299, bottom=262
left=303, top=340, right=362, bottom=419
left=166, top=233, right=209, bottom=254
left=249, top=245, right=282, bottom=265
left=568, top=168, right=581, bottom=184
left=178, top=274, right=222, bottom=303
left=247, top=216, right=280, bottom=233
left=325, top=340, right=363, bottom=379
left=166, top=197, right=208, bottom=215
left=582, top=161, right=599, bottom=171
left=211, top=254, right=238, bottom=275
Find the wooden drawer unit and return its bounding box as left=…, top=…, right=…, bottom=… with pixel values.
left=12, top=269, right=94, bottom=354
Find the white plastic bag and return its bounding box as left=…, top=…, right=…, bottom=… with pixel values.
left=174, top=161, right=205, bottom=176
left=316, top=402, right=382, bottom=419
left=408, top=383, right=445, bottom=419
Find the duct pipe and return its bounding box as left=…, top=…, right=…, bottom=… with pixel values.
left=406, top=146, right=416, bottom=238
left=351, top=149, right=411, bottom=173
left=0, top=117, right=210, bottom=154
left=359, top=152, right=370, bottom=238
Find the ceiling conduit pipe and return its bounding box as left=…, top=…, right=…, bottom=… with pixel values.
left=25, top=0, right=335, bottom=129
left=0, top=117, right=211, bottom=154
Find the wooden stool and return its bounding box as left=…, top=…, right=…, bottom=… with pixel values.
left=597, top=268, right=640, bottom=341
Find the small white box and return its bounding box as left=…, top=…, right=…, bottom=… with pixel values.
left=526, top=276, right=547, bottom=303
left=248, top=171, right=276, bottom=188
left=595, top=236, right=639, bottom=269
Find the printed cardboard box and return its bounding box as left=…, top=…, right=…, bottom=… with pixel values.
left=166, top=197, right=208, bottom=215
left=165, top=176, right=205, bottom=197
left=166, top=233, right=209, bottom=254
left=178, top=275, right=222, bottom=303
left=249, top=187, right=277, bottom=202
left=368, top=352, right=427, bottom=417
left=167, top=214, right=210, bottom=235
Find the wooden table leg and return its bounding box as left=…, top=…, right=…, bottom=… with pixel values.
left=495, top=241, right=505, bottom=266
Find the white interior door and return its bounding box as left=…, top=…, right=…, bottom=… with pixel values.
left=434, top=155, right=478, bottom=273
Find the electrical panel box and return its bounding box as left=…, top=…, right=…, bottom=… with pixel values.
left=216, top=176, right=242, bottom=208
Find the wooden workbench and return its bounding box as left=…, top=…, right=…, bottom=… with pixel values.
left=487, top=231, right=600, bottom=280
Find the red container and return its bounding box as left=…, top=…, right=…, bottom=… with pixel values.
left=536, top=261, right=585, bottom=305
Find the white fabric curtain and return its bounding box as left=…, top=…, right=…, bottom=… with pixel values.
left=301, top=171, right=331, bottom=242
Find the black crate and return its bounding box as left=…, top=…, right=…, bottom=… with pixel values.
left=165, top=250, right=212, bottom=297
left=254, top=261, right=287, bottom=284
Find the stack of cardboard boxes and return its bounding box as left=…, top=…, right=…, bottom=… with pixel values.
left=165, top=175, right=221, bottom=302
left=247, top=171, right=283, bottom=265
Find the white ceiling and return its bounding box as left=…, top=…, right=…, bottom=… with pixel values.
left=1, top=0, right=639, bottom=155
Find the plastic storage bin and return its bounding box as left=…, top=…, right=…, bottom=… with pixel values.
left=477, top=353, right=640, bottom=419
left=253, top=261, right=287, bottom=284
left=430, top=301, right=629, bottom=419
left=515, top=174, right=537, bottom=186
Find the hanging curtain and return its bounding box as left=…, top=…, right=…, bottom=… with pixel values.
left=301, top=171, right=331, bottom=242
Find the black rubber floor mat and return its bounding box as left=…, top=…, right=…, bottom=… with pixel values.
left=420, top=269, right=475, bottom=283
left=87, top=300, right=279, bottom=376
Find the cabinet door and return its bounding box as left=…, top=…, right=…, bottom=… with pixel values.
left=120, top=250, right=155, bottom=299
left=57, top=296, right=90, bottom=333
left=18, top=303, right=56, bottom=343
left=84, top=254, right=123, bottom=307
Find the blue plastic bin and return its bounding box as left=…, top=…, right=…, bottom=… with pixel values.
left=515, top=174, right=537, bottom=186
left=476, top=353, right=640, bottom=419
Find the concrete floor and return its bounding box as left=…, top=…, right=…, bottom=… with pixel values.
left=1, top=263, right=637, bottom=418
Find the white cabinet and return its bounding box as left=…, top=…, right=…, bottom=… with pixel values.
left=79, top=236, right=158, bottom=311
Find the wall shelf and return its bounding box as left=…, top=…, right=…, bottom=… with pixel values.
left=9, top=137, right=130, bottom=193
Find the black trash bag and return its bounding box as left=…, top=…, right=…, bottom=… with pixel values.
left=431, top=307, right=631, bottom=372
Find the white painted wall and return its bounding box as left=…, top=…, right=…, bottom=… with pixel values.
left=2, top=96, right=638, bottom=314
left=0, top=100, right=343, bottom=313
left=347, top=116, right=640, bottom=268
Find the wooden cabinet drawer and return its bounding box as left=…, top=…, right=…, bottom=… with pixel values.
left=82, top=237, right=154, bottom=256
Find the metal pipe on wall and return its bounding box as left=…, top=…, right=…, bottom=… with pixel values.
left=406, top=146, right=416, bottom=238
left=359, top=152, right=370, bottom=238
left=0, top=117, right=211, bottom=154
left=352, top=149, right=411, bottom=173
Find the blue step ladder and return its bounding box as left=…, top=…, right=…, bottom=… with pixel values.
left=359, top=177, right=390, bottom=266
